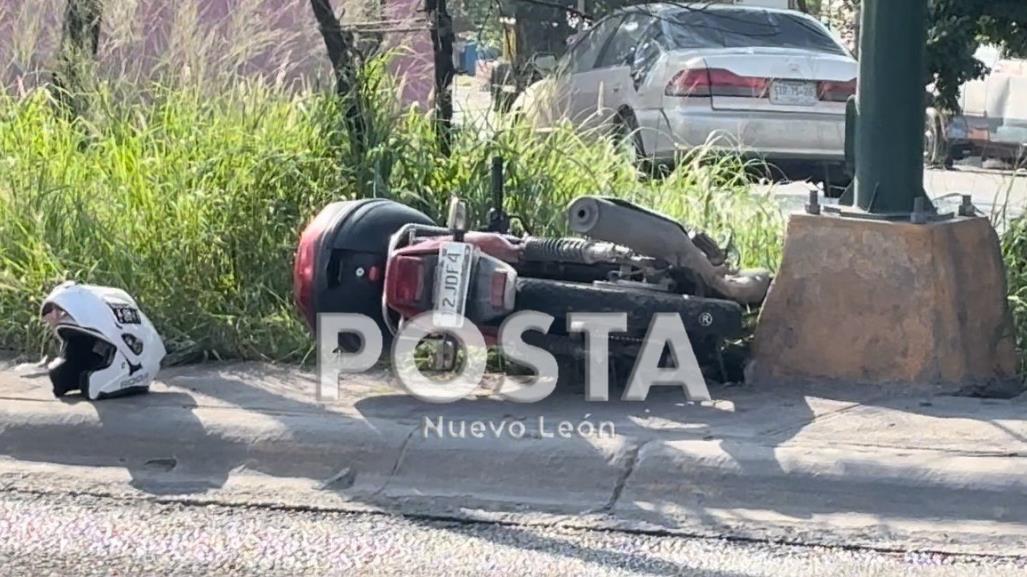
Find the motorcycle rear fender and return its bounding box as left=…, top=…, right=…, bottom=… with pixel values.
left=384, top=241, right=518, bottom=330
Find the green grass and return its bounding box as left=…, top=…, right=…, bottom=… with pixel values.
left=999, top=166, right=1027, bottom=375
left=3, top=0, right=1025, bottom=377
left=0, top=67, right=783, bottom=364
left=0, top=84, right=344, bottom=362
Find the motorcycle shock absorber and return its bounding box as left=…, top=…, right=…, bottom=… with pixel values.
left=522, top=238, right=629, bottom=265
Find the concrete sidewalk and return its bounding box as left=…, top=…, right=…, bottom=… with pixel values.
left=1, top=361, right=1025, bottom=555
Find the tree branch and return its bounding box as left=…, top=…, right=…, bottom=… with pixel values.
left=428, top=0, right=456, bottom=155
left=309, top=0, right=366, bottom=157
left=310, top=0, right=354, bottom=97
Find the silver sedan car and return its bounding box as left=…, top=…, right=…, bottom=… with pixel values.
left=514, top=3, right=858, bottom=185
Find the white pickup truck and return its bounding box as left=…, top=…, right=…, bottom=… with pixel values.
left=929, top=46, right=1027, bottom=167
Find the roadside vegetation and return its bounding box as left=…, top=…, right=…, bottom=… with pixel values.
left=0, top=60, right=781, bottom=364
left=1001, top=209, right=1027, bottom=374
left=3, top=0, right=1025, bottom=375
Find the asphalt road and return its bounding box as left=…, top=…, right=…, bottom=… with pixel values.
left=2, top=490, right=1024, bottom=577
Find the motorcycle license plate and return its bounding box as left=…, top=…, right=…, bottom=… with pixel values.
left=434, top=242, right=473, bottom=329
left=770, top=80, right=817, bottom=106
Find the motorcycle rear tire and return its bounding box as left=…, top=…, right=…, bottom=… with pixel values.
left=513, top=278, right=744, bottom=341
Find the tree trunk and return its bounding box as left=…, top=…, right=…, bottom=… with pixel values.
left=310, top=0, right=366, bottom=157
left=797, top=0, right=809, bottom=13
left=428, top=0, right=455, bottom=155
left=52, top=0, right=103, bottom=117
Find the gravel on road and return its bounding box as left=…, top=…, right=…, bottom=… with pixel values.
left=1, top=489, right=1025, bottom=577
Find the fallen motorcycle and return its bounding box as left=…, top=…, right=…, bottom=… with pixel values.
left=293, top=184, right=771, bottom=384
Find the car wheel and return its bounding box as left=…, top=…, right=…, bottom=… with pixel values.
left=613, top=110, right=647, bottom=170
left=513, top=276, right=741, bottom=385
left=514, top=278, right=744, bottom=342
left=823, top=172, right=852, bottom=199
left=810, top=162, right=851, bottom=199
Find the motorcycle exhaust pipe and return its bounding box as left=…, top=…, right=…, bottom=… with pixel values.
left=568, top=197, right=692, bottom=263
left=567, top=196, right=769, bottom=305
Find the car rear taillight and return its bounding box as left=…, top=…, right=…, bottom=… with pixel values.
left=666, top=68, right=769, bottom=98
left=818, top=78, right=857, bottom=102
left=666, top=68, right=712, bottom=97
left=293, top=207, right=341, bottom=329
left=386, top=256, right=426, bottom=307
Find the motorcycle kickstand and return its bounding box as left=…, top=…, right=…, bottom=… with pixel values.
left=432, top=336, right=458, bottom=373
left=715, top=344, right=728, bottom=384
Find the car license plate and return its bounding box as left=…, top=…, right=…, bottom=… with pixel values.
left=434, top=242, right=473, bottom=329
left=770, top=80, right=817, bottom=106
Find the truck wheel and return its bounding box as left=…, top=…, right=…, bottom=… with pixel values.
left=924, top=111, right=951, bottom=169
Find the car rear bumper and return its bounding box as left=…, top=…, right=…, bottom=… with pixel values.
left=638, top=106, right=846, bottom=164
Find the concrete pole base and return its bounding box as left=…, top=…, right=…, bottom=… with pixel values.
left=750, top=214, right=1021, bottom=395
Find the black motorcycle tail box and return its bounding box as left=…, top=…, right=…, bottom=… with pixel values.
left=301, top=198, right=434, bottom=339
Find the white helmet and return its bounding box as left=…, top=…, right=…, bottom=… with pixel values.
left=41, top=282, right=166, bottom=400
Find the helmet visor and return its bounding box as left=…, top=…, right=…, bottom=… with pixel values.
left=49, top=327, right=116, bottom=396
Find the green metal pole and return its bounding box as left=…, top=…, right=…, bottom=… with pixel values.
left=854, top=0, right=929, bottom=215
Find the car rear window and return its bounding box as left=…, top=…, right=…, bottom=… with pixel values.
left=664, top=9, right=845, bottom=55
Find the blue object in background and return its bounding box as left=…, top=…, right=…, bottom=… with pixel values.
left=462, top=41, right=478, bottom=75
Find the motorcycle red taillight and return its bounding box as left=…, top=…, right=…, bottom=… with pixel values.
left=386, top=256, right=426, bottom=307
left=490, top=271, right=507, bottom=308
left=293, top=207, right=339, bottom=329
